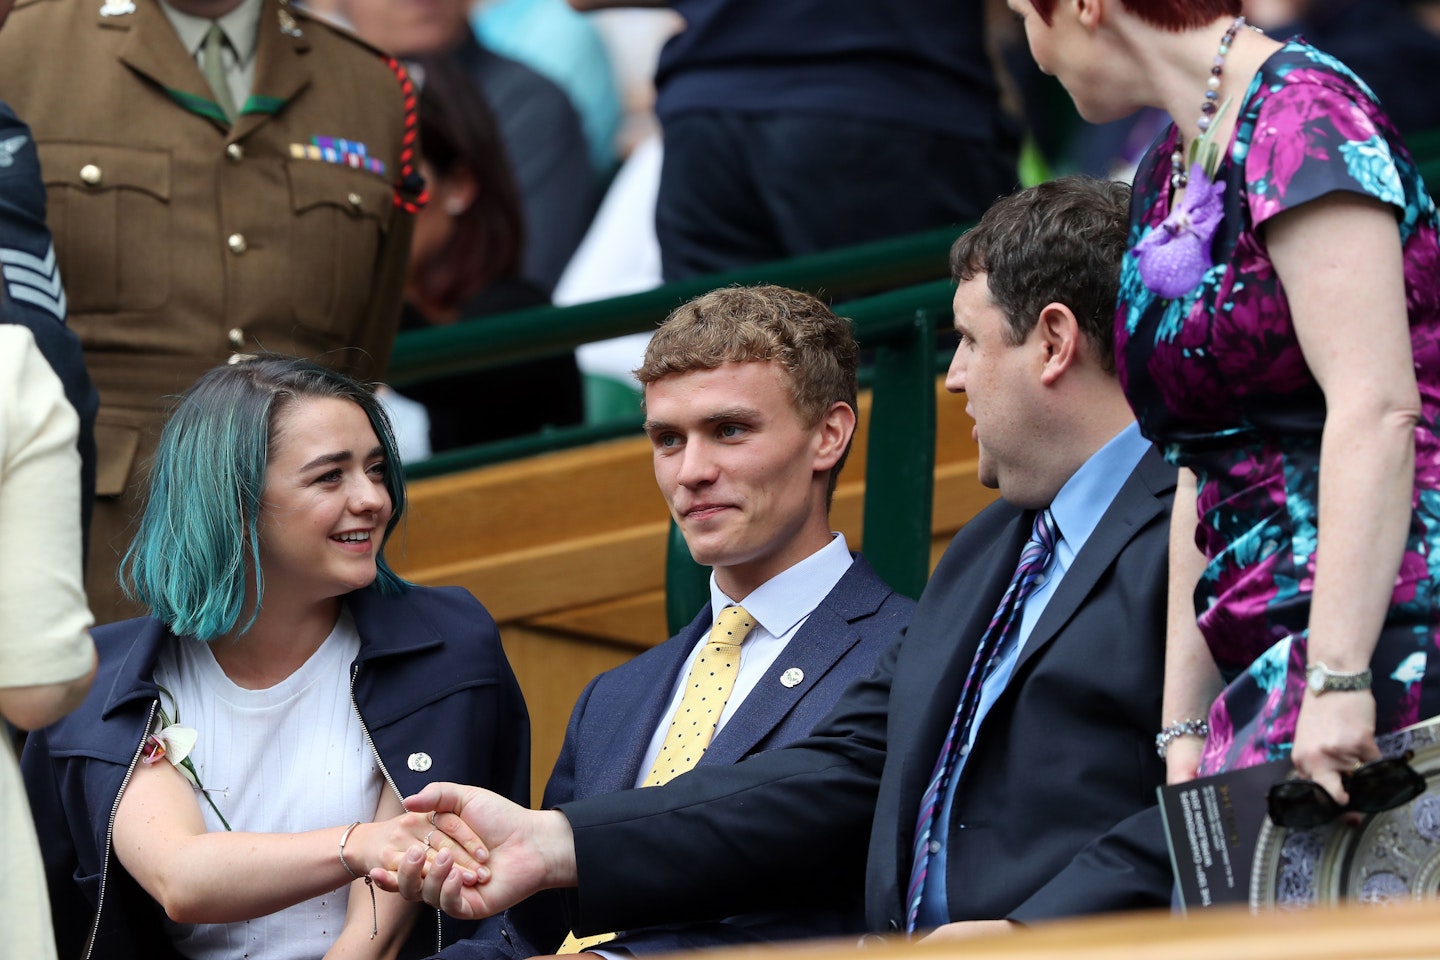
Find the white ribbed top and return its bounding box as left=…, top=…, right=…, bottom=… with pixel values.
left=152, top=608, right=382, bottom=959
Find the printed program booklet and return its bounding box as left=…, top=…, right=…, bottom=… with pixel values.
left=1159, top=714, right=1440, bottom=913
left=1158, top=757, right=1290, bottom=911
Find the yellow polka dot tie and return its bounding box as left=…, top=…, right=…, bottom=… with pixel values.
left=556, top=604, right=756, bottom=954
left=641, top=603, right=755, bottom=788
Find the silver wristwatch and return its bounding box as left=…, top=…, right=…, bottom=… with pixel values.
left=1305, top=661, right=1372, bottom=695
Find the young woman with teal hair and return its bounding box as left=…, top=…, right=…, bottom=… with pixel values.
left=23, top=356, right=530, bottom=960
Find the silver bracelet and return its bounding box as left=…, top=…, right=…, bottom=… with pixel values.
left=339, top=820, right=378, bottom=940
left=338, top=820, right=364, bottom=880
left=1155, top=719, right=1209, bottom=760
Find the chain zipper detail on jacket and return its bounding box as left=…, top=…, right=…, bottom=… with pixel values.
left=84, top=699, right=160, bottom=960
left=351, top=662, right=446, bottom=955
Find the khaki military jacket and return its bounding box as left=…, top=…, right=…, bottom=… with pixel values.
left=0, top=0, right=415, bottom=493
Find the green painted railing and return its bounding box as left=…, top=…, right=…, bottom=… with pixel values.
left=387, top=224, right=960, bottom=386
left=390, top=231, right=962, bottom=631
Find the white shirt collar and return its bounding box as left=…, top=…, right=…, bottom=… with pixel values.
left=708, top=532, right=853, bottom=638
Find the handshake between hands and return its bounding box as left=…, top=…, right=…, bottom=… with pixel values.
left=369, top=782, right=577, bottom=920
left=374, top=782, right=1018, bottom=946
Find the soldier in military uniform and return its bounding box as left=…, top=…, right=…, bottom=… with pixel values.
left=0, top=0, right=420, bottom=622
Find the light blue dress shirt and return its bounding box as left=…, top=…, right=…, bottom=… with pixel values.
left=915, top=422, right=1150, bottom=928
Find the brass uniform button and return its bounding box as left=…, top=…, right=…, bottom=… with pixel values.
left=347, top=192, right=362, bottom=209
left=80, top=164, right=102, bottom=185
left=227, top=233, right=247, bottom=254
left=226, top=143, right=244, bottom=162
left=228, top=328, right=244, bottom=348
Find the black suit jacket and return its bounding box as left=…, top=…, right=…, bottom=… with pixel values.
left=443, top=556, right=915, bottom=958
left=561, top=446, right=1176, bottom=934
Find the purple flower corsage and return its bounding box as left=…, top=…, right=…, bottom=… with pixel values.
left=1133, top=162, right=1227, bottom=299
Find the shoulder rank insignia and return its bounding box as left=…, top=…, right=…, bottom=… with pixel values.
left=98, top=0, right=136, bottom=15
left=0, top=242, right=66, bottom=323
left=0, top=135, right=28, bottom=168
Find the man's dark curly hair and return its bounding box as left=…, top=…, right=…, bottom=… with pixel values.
left=949, top=176, right=1131, bottom=372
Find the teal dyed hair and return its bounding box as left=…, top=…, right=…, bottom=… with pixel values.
left=122, top=356, right=409, bottom=640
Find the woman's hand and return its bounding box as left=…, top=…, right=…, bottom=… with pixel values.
left=1290, top=689, right=1380, bottom=806
left=356, top=810, right=485, bottom=878
left=1165, top=735, right=1205, bottom=786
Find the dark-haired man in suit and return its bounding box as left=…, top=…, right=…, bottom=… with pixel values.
left=438, top=284, right=914, bottom=959
left=384, top=177, right=1176, bottom=941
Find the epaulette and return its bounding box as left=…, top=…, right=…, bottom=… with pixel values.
left=289, top=1, right=389, bottom=57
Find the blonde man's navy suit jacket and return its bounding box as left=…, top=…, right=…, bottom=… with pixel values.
left=558, top=447, right=1176, bottom=935
left=444, top=554, right=914, bottom=959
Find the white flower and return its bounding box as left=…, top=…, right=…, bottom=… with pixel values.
left=143, top=723, right=200, bottom=788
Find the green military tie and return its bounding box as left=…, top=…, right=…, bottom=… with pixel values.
left=201, top=22, right=237, bottom=120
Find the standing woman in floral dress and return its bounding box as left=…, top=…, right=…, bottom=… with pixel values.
left=1005, top=0, right=1440, bottom=802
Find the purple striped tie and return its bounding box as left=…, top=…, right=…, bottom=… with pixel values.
left=904, top=509, right=1058, bottom=932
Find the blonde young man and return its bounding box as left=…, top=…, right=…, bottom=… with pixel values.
left=446, top=285, right=915, bottom=959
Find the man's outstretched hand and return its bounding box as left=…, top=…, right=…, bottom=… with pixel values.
left=368, top=781, right=577, bottom=920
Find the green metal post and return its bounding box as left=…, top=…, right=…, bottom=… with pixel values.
left=860, top=305, right=941, bottom=599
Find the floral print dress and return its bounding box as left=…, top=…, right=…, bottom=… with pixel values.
left=1116, top=41, right=1440, bottom=774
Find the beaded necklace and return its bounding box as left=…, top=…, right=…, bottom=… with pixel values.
left=1170, top=15, right=1250, bottom=190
